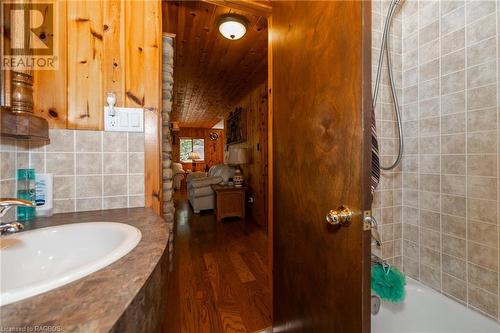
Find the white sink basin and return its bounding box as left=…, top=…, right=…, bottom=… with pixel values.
left=0, top=222, right=141, bottom=306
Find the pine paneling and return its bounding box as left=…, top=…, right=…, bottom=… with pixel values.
left=124, top=1, right=145, bottom=108
left=231, top=82, right=268, bottom=228
left=103, top=0, right=125, bottom=106
left=143, top=0, right=162, bottom=214
left=32, top=0, right=67, bottom=128
left=67, top=0, right=104, bottom=130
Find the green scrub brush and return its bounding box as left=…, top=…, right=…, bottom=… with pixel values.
left=371, top=262, right=406, bottom=303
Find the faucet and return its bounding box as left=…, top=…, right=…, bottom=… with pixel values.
left=364, top=214, right=382, bottom=246
left=0, top=198, right=35, bottom=235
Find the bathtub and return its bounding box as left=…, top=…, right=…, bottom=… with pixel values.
left=372, top=277, right=500, bottom=333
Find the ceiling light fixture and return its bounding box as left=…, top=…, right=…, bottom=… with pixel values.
left=217, top=15, right=248, bottom=40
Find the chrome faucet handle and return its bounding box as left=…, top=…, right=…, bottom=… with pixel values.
left=364, top=215, right=382, bottom=247
left=0, top=222, right=24, bottom=235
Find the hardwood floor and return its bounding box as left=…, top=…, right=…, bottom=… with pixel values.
left=164, top=192, right=272, bottom=333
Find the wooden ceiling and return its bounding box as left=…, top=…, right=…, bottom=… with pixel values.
left=164, top=0, right=268, bottom=128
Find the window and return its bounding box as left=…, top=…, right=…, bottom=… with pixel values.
left=180, top=138, right=205, bottom=162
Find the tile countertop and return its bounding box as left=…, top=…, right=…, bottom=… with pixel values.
left=0, top=208, right=169, bottom=332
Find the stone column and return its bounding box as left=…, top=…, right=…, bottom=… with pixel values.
left=162, top=36, right=174, bottom=225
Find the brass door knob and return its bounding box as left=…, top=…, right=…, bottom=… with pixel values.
left=326, top=205, right=353, bottom=226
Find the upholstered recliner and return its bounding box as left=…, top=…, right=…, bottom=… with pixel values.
left=172, top=162, right=185, bottom=190
left=187, top=164, right=235, bottom=213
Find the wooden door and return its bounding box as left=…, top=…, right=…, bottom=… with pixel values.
left=271, top=1, right=372, bottom=332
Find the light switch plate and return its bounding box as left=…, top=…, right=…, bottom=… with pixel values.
left=104, top=107, right=144, bottom=132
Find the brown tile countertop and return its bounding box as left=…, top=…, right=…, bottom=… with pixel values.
left=0, top=208, right=169, bottom=332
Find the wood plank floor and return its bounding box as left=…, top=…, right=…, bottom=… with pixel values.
left=164, top=192, right=272, bottom=333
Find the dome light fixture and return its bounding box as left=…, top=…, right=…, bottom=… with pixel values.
left=217, top=15, right=248, bottom=40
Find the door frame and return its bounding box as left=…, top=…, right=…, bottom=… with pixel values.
left=170, top=1, right=372, bottom=331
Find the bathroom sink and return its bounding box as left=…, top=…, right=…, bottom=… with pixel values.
left=0, top=222, right=141, bottom=306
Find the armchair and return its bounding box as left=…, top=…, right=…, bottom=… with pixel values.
left=172, top=163, right=185, bottom=190
left=187, top=164, right=235, bottom=213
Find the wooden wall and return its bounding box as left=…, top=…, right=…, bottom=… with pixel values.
left=172, top=128, right=225, bottom=171
left=230, top=82, right=268, bottom=228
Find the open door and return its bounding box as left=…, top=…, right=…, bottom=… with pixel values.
left=271, top=1, right=372, bottom=332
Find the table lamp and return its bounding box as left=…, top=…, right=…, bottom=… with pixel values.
left=227, top=147, right=249, bottom=187
left=189, top=151, right=200, bottom=171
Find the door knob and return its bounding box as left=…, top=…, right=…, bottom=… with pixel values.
left=326, top=205, right=353, bottom=226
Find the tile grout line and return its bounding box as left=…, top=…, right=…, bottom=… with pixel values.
left=464, top=0, right=469, bottom=310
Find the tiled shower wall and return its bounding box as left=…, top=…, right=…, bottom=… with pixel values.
left=0, top=129, right=145, bottom=220
left=398, top=0, right=500, bottom=321
left=371, top=0, right=404, bottom=267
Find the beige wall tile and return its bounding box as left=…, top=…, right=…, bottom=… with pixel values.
left=443, top=234, right=466, bottom=258
left=76, top=153, right=102, bottom=175
left=103, top=175, right=128, bottom=196
left=420, top=191, right=440, bottom=212
left=468, top=284, right=498, bottom=318
left=467, top=198, right=497, bottom=224
left=442, top=49, right=465, bottom=75
left=103, top=132, right=128, bottom=152
left=468, top=241, right=498, bottom=271
left=420, top=228, right=441, bottom=251
left=46, top=130, right=74, bottom=152
left=443, top=273, right=467, bottom=302
left=420, top=264, right=441, bottom=290
left=467, top=176, right=496, bottom=200
left=419, top=21, right=439, bottom=45
left=103, top=196, right=128, bottom=210
left=53, top=199, right=74, bottom=214
left=75, top=176, right=102, bottom=198
left=442, top=70, right=465, bottom=95
left=442, top=214, right=466, bottom=238
left=467, top=221, right=498, bottom=248
left=467, top=37, right=496, bottom=67
left=46, top=153, right=75, bottom=175
left=75, top=131, right=102, bottom=152
left=466, top=0, right=495, bottom=23
left=128, top=195, right=145, bottom=208
left=467, top=61, right=496, bottom=89
left=419, top=97, right=439, bottom=118
left=467, top=154, right=496, bottom=177
left=420, top=246, right=441, bottom=268
left=467, top=132, right=497, bottom=153
left=103, top=153, right=127, bottom=174
left=129, top=152, right=144, bottom=174
left=442, top=113, right=465, bottom=134
left=442, top=254, right=466, bottom=280
left=0, top=152, right=16, bottom=180
left=128, top=133, right=145, bottom=152
left=441, top=91, right=465, bottom=115
left=53, top=176, right=75, bottom=199
left=442, top=134, right=465, bottom=154
left=442, top=155, right=466, bottom=175
left=441, top=27, right=465, bottom=55
left=468, top=263, right=498, bottom=294
left=467, top=108, right=497, bottom=132
left=420, top=210, right=440, bottom=231
left=76, top=198, right=102, bottom=212
left=441, top=6, right=465, bottom=36
left=466, top=13, right=496, bottom=45
left=420, top=174, right=440, bottom=192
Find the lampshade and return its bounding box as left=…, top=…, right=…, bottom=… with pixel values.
left=227, top=147, right=249, bottom=165
left=189, top=152, right=200, bottom=161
